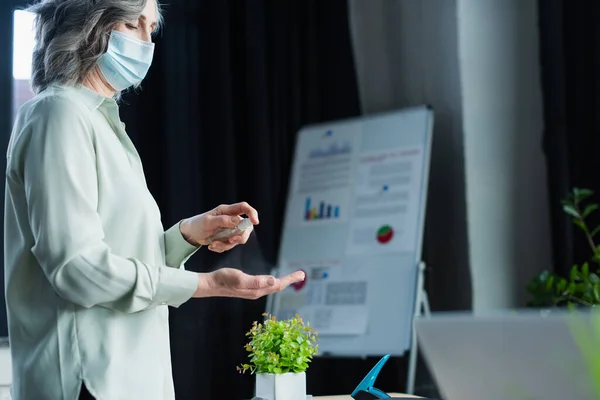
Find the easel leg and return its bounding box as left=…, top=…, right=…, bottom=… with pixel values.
left=407, top=321, right=418, bottom=394
left=422, top=291, right=431, bottom=317
left=406, top=292, right=429, bottom=394
left=406, top=262, right=428, bottom=395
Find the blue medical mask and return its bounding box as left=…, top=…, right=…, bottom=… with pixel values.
left=97, top=30, right=155, bottom=91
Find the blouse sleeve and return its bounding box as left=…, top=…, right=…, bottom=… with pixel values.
left=163, top=222, right=200, bottom=269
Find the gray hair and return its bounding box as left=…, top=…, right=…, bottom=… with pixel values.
left=25, top=0, right=163, bottom=94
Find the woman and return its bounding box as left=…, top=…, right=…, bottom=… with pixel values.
left=4, top=0, right=304, bottom=399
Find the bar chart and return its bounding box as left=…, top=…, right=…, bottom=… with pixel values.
left=304, top=197, right=340, bottom=221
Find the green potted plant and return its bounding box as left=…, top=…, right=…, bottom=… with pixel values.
left=237, top=313, right=319, bottom=400
left=521, top=188, right=600, bottom=398
left=526, top=188, right=600, bottom=308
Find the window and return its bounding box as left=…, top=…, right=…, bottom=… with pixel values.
left=12, top=10, right=36, bottom=121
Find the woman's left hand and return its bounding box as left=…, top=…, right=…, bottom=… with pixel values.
left=180, top=202, right=260, bottom=252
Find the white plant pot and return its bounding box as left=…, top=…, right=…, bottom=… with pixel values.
left=255, top=372, right=306, bottom=400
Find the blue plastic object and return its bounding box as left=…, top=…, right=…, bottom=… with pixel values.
left=351, top=354, right=391, bottom=399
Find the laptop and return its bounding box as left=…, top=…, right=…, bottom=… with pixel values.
left=414, top=309, right=600, bottom=400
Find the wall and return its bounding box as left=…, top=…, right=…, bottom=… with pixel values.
left=348, top=0, right=551, bottom=311
left=0, top=341, right=11, bottom=399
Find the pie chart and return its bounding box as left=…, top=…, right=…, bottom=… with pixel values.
left=376, top=225, right=394, bottom=244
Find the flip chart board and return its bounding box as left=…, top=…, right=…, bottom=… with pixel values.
left=269, top=106, right=433, bottom=356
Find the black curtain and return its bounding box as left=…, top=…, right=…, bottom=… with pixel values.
left=538, top=0, right=600, bottom=277
left=119, top=0, right=366, bottom=398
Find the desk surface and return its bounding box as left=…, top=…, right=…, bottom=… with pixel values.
left=314, top=394, right=420, bottom=399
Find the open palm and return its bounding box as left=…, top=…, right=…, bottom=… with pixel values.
left=205, top=268, right=305, bottom=300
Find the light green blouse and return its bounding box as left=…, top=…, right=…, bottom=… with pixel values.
left=4, top=84, right=200, bottom=400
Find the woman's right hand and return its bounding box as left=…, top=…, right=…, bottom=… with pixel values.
left=193, top=268, right=305, bottom=299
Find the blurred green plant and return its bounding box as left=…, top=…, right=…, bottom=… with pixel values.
left=567, top=309, right=600, bottom=397
left=527, top=188, right=600, bottom=308
left=237, top=313, right=318, bottom=375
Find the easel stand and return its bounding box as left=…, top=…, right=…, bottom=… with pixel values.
left=406, top=261, right=431, bottom=395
